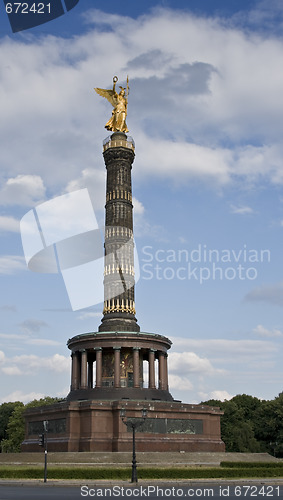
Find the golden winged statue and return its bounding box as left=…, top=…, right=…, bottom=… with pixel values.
left=94, top=76, right=129, bottom=133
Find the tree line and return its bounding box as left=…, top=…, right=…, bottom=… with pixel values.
left=202, top=393, right=283, bottom=457
left=0, top=393, right=283, bottom=454
left=0, top=397, right=62, bottom=452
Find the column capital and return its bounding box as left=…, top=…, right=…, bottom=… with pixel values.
left=113, top=346, right=121, bottom=350
left=133, top=346, right=141, bottom=351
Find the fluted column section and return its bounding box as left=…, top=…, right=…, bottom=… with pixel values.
left=114, top=347, right=121, bottom=388
left=158, top=352, right=166, bottom=391
left=80, top=350, right=88, bottom=389
left=71, top=351, right=79, bottom=390
left=148, top=349, right=156, bottom=389
left=95, top=348, right=102, bottom=388
left=164, top=353, right=169, bottom=391
left=88, top=359, right=93, bottom=389
left=133, top=347, right=140, bottom=388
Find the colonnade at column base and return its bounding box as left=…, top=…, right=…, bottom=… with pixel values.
left=67, top=330, right=172, bottom=398
left=22, top=398, right=225, bottom=453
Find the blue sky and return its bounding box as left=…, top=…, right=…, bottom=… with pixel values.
left=1, top=0, right=283, bottom=405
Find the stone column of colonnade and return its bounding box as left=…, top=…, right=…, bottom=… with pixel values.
left=158, top=352, right=166, bottom=391
left=148, top=349, right=156, bottom=389
left=95, top=348, right=102, bottom=388
left=114, top=347, right=121, bottom=388
left=88, top=358, right=94, bottom=389
left=80, top=350, right=88, bottom=389
left=70, top=347, right=169, bottom=391
left=71, top=351, right=79, bottom=390
left=133, top=347, right=140, bottom=388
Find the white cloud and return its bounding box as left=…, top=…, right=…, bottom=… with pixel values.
left=40, top=353, right=70, bottom=373
left=77, top=311, right=102, bottom=320
left=65, top=169, right=105, bottom=212
left=170, top=337, right=277, bottom=369
left=0, top=333, right=25, bottom=341
left=133, top=197, right=145, bottom=215
left=0, top=332, right=61, bottom=347
left=199, top=390, right=233, bottom=402
left=18, top=319, right=49, bottom=335
left=230, top=205, right=254, bottom=215
left=169, top=351, right=222, bottom=375
left=169, top=374, right=193, bottom=391
left=0, top=175, right=46, bottom=207
left=1, top=353, right=70, bottom=377
left=0, top=351, right=5, bottom=364
left=245, top=282, right=283, bottom=307
left=26, top=339, right=61, bottom=346
left=2, top=366, right=22, bottom=376
left=0, top=215, right=20, bottom=232
left=0, top=7, right=283, bottom=204
left=234, top=0, right=283, bottom=33
left=0, top=305, right=17, bottom=312
left=0, top=256, right=26, bottom=275
left=0, top=390, right=46, bottom=404
left=253, top=324, right=283, bottom=338
left=135, top=134, right=232, bottom=186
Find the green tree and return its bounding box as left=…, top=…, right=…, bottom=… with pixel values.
left=254, top=394, right=283, bottom=457
left=231, top=394, right=261, bottom=421
left=1, top=397, right=63, bottom=453
left=1, top=402, right=25, bottom=453
left=202, top=395, right=261, bottom=452
left=0, top=402, right=20, bottom=445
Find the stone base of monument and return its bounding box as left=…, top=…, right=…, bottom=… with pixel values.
left=21, top=399, right=225, bottom=453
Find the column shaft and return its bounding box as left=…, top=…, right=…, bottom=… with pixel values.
left=164, top=353, right=169, bottom=391
left=148, top=349, right=156, bottom=389
left=114, top=347, right=121, bottom=388
left=71, top=352, right=80, bottom=390
left=81, top=350, right=88, bottom=389
left=96, top=348, right=102, bottom=388
left=88, top=360, right=94, bottom=389
left=71, top=353, right=75, bottom=390
left=158, top=352, right=166, bottom=391
left=133, top=348, right=140, bottom=388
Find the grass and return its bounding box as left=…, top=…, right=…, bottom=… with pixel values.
left=0, top=464, right=283, bottom=480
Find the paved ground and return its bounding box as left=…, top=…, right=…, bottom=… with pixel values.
left=0, top=452, right=280, bottom=467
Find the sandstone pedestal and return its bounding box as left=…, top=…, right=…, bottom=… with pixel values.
left=22, top=398, right=224, bottom=452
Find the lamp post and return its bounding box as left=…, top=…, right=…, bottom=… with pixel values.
left=43, top=420, right=48, bottom=483
left=120, top=407, right=147, bottom=483
left=38, top=419, right=48, bottom=482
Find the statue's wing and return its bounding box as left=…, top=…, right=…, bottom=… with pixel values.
left=94, top=88, right=116, bottom=107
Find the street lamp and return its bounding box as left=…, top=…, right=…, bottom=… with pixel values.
left=39, top=420, right=49, bottom=482
left=120, top=407, right=147, bottom=483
